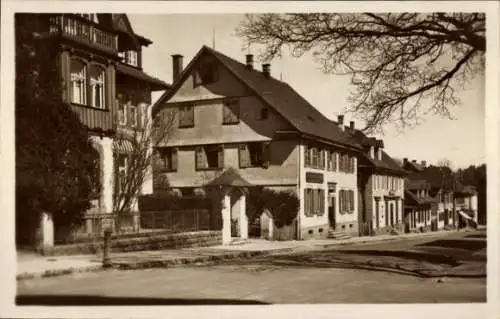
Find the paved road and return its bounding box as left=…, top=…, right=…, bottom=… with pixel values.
left=17, top=230, right=486, bottom=304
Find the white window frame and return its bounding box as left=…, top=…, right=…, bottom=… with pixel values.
left=70, top=59, right=87, bottom=105
left=118, top=102, right=127, bottom=125
left=89, top=65, right=106, bottom=109
left=129, top=105, right=137, bottom=127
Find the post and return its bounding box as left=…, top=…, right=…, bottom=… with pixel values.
left=102, top=228, right=112, bottom=268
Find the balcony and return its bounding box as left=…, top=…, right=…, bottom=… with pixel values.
left=49, top=15, right=117, bottom=54
left=70, top=104, right=115, bottom=133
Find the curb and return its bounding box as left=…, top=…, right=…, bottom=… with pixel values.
left=17, top=264, right=103, bottom=281
left=17, top=248, right=295, bottom=280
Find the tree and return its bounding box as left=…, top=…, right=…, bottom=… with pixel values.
left=237, top=13, right=485, bottom=133
left=112, top=105, right=175, bottom=226
left=15, top=14, right=100, bottom=246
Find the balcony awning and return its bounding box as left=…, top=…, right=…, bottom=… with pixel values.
left=116, top=63, right=170, bottom=91
left=458, top=210, right=473, bottom=220
left=113, top=139, right=134, bottom=153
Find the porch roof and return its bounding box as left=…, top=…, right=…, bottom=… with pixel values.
left=205, top=167, right=253, bottom=188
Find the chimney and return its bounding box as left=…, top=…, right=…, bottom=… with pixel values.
left=349, top=121, right=355, bottom=131
left=421, top=160, right=427, bottom=167
left=377, top=145, right=382, bottom=161
left=369, top=146, right=375, bottom=159
left=412, top=160, right=417, bottom=163
left=337, top=115, right=344, bottom=131
left=262, top=63, right=271, bottom=77
left=246, top=54, right=254, bottom=69
left=172, top=54, right=184, bottom=83
left=403, top=158, right=408, bottom=166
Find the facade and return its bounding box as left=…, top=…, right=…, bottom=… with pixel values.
left=403, top=180, right=436, bottom=233
left=454, top=185, right=479, bottom=228
left=24, top=14, right=169, bottom=240
left=152, top=46, right=364, bottom=242
left=350, top=131, right=407, bottom=236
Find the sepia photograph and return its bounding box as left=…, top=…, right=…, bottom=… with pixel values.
left=1, top=1, right=499, bottom=318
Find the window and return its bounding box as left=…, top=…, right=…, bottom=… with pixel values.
left=159, top=147, right=177, bottom=172
left=196, top=145, right=224, bottom=170
left=331, top=151, right=337, bottom=171
left=117, top=154, right=128, bottom=194
left=179, top=105, right=194, bottom=128
left=304, top=188, right=325, bottom=216
left=70, top=59, right=87, bottom=105
left=194, top=64, right=218, bottom=86
left=304, top=146, right=311, bottom=167
left=260, top=108, right=269, bottom=120
left=239, top=142, right=270, bottom=168
left=339, top=189, right=355, bottom=213
left=129, top=105, right=137, bottom=127
left=118, top=101, right=127, bottom=125
left=119, top=51, right=139, bottom=67
left=89, top=65, right=106, bottom=108
left=222, top=98, right=240, bottom=124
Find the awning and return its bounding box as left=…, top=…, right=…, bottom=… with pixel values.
left=113, top=139, right=134, bottom=153
left=458, top=210, right=472, bottom=220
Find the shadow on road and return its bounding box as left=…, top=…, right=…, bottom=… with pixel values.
left=465, top=234, right=487, bottom=239
left=16, top=295, right=270, bottom=306
left=333, top=250, right=460, bottom=266
left=417, top=239, right=486, bottom=251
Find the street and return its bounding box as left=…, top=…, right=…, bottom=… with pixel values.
left=17, top=230, right=486, bottom=304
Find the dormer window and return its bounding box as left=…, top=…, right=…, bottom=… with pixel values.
left=119, top=50, right=139, bottom=67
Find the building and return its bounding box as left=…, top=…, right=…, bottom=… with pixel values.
left=454, top=184, right=478, bottom=228
left=403, top=179, right=436, bottom=233
left=152, top=46, right=365, bottom=243
left=349, top=131, right=407, bottom=236
left=19, top=13, right=169, bottom=245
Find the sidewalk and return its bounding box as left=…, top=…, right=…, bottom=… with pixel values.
left=16, top=229, right=461, bottom=280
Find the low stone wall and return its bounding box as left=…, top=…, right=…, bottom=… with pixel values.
left=44, top=230, right=222, bottom=256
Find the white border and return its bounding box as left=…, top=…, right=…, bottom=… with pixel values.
left=1, top=1, right=499, bottom=319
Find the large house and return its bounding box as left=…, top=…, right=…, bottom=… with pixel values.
left=349, top=131, right=407, bottom=236
left=19, top=13, right=169, bottom=246
left=152, top=46, right=365, bottom=243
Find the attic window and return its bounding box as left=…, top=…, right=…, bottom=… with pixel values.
left=260, top=108, right=269, bottom=120
left=194, top=63, right=219, bottom=86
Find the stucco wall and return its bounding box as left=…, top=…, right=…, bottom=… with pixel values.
left=297, top=143, right=359, bottom=234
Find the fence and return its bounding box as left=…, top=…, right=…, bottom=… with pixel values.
left=54, top=209, right=217, bottom=245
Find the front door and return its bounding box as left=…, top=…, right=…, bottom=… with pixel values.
left=328, top=195, right=336, bottom=229
left=390, top=203, right=394, bottom=226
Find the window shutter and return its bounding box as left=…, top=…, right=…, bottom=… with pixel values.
left=223, top=102, right=230, bottom=123
left=239, top=144, right=249, bottom=168
left=262, top=142, right=270, bottom=168
left=304, top=146, right=310, bottom=167
left=339, top=190, right=343, bottom=212
left=188, top=106, right=194, bottom=126
left=319, top=149, right=324, bottom=169
left=349, top=190, right=354, bottom=212
left=195, top=147, right=204, bottom=169
left=171, top=148, right=178, bottom=171
left=218, top=145, right=224, bottom=169
left=312, top=189, right=317, bottom=214
left=304, top=189, right=309, bottom=216
left=319, top=189, right=324, bottom=215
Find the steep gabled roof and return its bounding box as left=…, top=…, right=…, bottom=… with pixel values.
left=112, top=14, right=152, bottom=47
left=404, top=189, right=436, bottom=207
left=153, top=46, right=362, bottom=151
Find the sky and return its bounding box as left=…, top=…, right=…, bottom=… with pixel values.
left=129, top=14, right=486, bottom=170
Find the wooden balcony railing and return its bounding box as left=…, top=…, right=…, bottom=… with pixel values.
left=49, top=15, right=118, bottom=54
left=70, top=104, right=115, bottom=132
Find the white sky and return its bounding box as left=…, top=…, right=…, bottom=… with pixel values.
left=130, top=14, right=485, bottom=170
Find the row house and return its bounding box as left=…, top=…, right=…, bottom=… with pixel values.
left=349, top=130, right=407, bottom=235
left=403, top=179, right=436, bottom=232
left=28, top=13, right=168, bottom=229
left=152, top=46, right=364, bottom=243
left=403, top=159, right=456, bottom=231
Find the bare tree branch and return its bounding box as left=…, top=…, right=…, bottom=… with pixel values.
left=236, top=12, right=485, bottom=133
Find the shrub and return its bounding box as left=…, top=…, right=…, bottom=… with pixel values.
left=247, top=187, right=299, bottom=228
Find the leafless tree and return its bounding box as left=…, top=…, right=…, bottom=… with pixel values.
left=237, top=13, right=485, bottom=133
left=113, top=107, right=176, bottom=217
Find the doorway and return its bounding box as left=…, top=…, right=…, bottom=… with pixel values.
left=328, top=195, right=336, bottom=229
